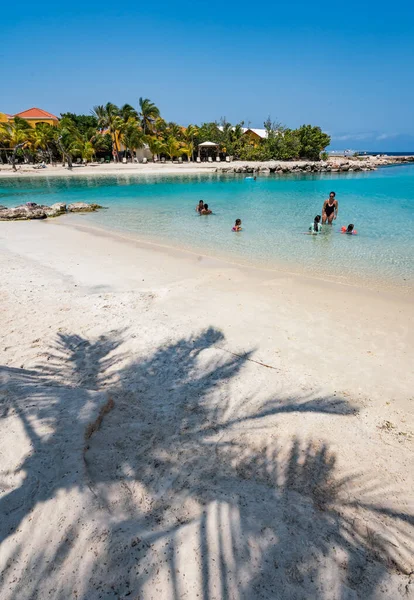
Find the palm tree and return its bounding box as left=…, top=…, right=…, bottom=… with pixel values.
left=56, top=116, right=81, bottom=169
left=183, top=124, right=199, bottom=162
left=92, top=103, right=122, bottom=162
left=68, top=126, right=107, bottom=164
left=166, top=122, right=183, bottom=140
left=164, top=136, right=181, bottom=161
left=70, top=138, right=95, bottom=163
left=146, top=136, right=166, bottom=162
left=31, top=123, right=56, bottom=165
left=120, top=118, right=145, bottom=162
left=0, top=117, right=32, bottom=171
left=120, top=104, right=138, bottom=122
left=138, top=98, right=160, bottom=135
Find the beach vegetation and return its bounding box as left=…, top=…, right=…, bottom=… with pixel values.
left=120, top=118, right=146, bottom=162
left=164, top=136, right=182, bottom=160
left=296, top=125, right=331, bottom=161
left=1, top=99, right=331, bottom=166
left=0, top=116, right=33, bottom=170
left=138, top=97, right=160, bottom=135
left=30, top=122, right=57, bottom=165
left=60, top=113, right=99, bottom=135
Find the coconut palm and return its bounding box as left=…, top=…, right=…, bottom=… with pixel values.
left=92, top=103, right=122, bottom=162
left=138, top=98, right=160, bottom=135
left=70, top=138, right=95, bottom=163
left=120, top=104, right=138, bottom=122
left=183, top=124, right=199, bottom=162
left=31, top=123, right=57, bottom=165
left=164, top=136, right=181, bottom=161
left=56, top=116, right=81, bottom=169
left=146, top=136, right=166, bottom=162
left=120, top=118, right=145, bottom=162
left=68, top=127, right=100, bottom=163
left=0, top=117, right=32, bottom=171
left=166, top=122, right=184, bottom=140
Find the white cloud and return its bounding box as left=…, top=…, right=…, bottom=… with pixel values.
left=376, top=133, right=399, bottom=141
left=331, top=133, right=373, bottom=141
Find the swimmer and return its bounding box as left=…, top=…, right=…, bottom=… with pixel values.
left=200, top=203, right=212, bottom=215
left=196, top=200, right=204, bottom=213
left=232, top=218, right=242, bottom=231
left=341, top=223, right=357, bottom=235
left=308, top=215, right=322, bottom=235
left=322, top=191, right=338, bottom=224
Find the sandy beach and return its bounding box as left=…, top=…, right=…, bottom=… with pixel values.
left=0, top=219, right=413, bottom=599
left=0, top=155, right=412, bottom=179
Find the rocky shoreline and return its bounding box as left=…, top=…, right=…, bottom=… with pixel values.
left=215, top=155, right=414, bottom=174
left=0, top=202, right=103, bottom=221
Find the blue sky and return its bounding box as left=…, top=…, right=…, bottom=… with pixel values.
left=1, top=0, right=413, bottom=150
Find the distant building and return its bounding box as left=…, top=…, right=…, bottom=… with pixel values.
left=1, top=107, right=59, bottom=127
left=242, top=128, right=268, bottom=142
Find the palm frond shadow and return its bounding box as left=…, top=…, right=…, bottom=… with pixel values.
left=0, top=327, right=412, bottom=600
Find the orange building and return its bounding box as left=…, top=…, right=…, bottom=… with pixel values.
left=1, top=107, right=59, bottom=127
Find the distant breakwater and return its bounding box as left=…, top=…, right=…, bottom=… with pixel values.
left=215, top=156, right=414, bottom=174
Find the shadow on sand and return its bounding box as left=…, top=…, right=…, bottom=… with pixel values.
left=0, top=327, right=412, bottom=599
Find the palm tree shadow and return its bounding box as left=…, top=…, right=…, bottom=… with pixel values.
left=0, top=330, right=126, bottom=547
left=1, top=327, right=412, bottom=600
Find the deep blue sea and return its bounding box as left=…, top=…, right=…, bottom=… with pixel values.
left=1, top=165, right=413, bottom=287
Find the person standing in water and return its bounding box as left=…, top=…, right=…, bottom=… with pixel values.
left=322, top=191, right=338, bottom=224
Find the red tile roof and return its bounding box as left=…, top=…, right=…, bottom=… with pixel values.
left=14, top=107, right=59, bottom=120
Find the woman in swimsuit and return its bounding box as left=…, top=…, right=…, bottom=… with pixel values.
left=322, top=191, right=338, bottom=224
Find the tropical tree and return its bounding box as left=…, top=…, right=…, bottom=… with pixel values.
left=92, top=103, right=123, bottom=161
left=66, top=125, right=106, bottom=163
left=70, top=138, right=96, bottom=162
left=219, top=120, right=245, bottom=157
left=0, top=116, right=32, bottom=171
left=165, top=122, right=183, bottom=140
left=120, top=104, right=138, bottom=122
left=297, top=125, right=331, bottom=161
left=138, top=98, right=160, bottom=135
left=146, top=136, right=166, bottom=162
left=120, top=118, right=145, bottom=162
left=153, top=117, right=168, bottom=137
left=195, top=122, right=222, bottom=145
left=31, top=122, right=57, bottom=164
left=56, top=116, right=81, bottom=169
left=60, top=113, right=99, bottom=135
left=163, top=136, right=182, bottom=161
left=182, top=124, right=198, bottom=161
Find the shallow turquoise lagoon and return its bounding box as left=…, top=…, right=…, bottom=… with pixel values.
left=1, top=165, right=413, bottom=286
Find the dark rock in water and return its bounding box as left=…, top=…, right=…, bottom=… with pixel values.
left=67, top=202, right=103, bottom=212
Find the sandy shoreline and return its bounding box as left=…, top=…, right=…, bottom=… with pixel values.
left=64, top=217, right=414, bottom=295
left=0, top=156, right=413, bottom=179
left=1, top=220, right=413, bottom=599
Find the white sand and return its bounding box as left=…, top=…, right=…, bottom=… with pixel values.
left=0, top=220, right=413, bottom=600
left=0, top=155, right=395, bottom=179
left=0, top=162, right=217, bottom=178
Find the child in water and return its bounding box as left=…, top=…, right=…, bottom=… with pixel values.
left=309, top=215, right=322, bottom=235
left=232, top=218, right=242, bottom=231
left=200, top=203, right=212, bottom=215
left=341, top=224, right=357, bottom=235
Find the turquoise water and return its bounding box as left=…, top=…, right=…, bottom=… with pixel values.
left=1, top=166, right=414, bottom=286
